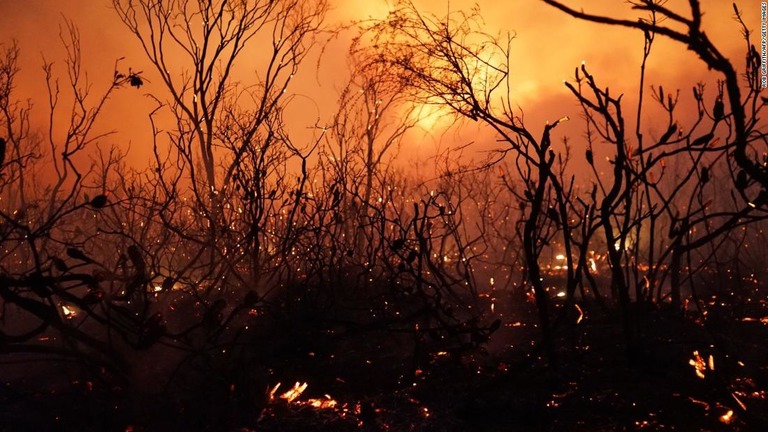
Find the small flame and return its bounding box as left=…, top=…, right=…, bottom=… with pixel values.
left=270, top=381, right=339, bottom=411
left=280, top=382, right=308, bottom=402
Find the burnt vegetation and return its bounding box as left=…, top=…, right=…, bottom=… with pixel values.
left=1, top=1, right=767, bottom=430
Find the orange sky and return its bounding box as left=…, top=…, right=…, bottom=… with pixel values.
left=0, top=0, right=761, bottom=171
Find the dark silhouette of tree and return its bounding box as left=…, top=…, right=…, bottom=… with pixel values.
left=2, top=1, right=767, bottom=429
left=113, top=0, right=329, bottom=292
left=0, top=23, right=156, bottom=383
left=360, top=0, right=585, bottom=365
left=361, top=0, right=768, bottom=372
left=544, top=0, right=768, bottom=193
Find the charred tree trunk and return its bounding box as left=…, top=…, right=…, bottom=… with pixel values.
left=669, top=236, right=683, bottom=312
left=524, top=143, right=557, bottom=367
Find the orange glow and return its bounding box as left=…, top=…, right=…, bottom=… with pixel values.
left=0, top=1, right=754, bottom=170
left=412, top=103, right=456, bottom=132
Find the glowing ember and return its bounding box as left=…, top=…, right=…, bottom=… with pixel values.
left=61, top=304, right=77, bottom=319
left=731, top=392, right=747, bottom=410
left=574, top=304, right=584, bottom=324
left=743, top=316, right=768, bottom=324
left=689, top=351, right=707, bottom=379
left=588, top=258, right=597, bottom=273
left=688, top=397, right=709, bottom=410
left=269, top=383, right=281, bottom=400
left=268, top=382, right=339, bottom=411
left=307, top=395, right=338, bottom=409
left=719, top=409, right=734, bottom=424
left=279, top=382, right=308, bottom=402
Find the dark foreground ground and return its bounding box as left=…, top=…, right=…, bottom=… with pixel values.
left=255, top=296, right=768, bottom=432
left=1, top=292, right=767, bottom=431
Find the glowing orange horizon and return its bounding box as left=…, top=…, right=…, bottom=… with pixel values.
left=0, top=0, right=758, bottom=171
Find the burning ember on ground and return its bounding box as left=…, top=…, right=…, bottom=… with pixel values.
left=688, top=350, right=713, bottom=380
left=574, top=304, right=584, bottom=324
left=60, top=304, right=77, bottom=319
left=269, top=382, right=338, bottom=410
left=720, top=409, right=735, bottom=424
